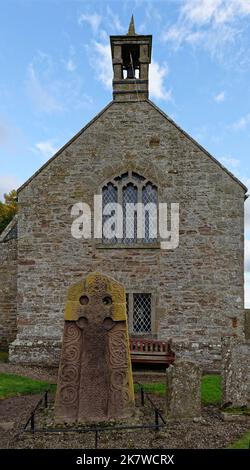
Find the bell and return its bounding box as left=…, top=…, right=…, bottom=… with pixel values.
left=127, top=66, right=135, bottom=79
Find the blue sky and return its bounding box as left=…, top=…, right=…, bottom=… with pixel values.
left=1, top=0, right=250, bottom=304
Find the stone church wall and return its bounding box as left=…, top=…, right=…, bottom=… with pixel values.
left=9, top=100, right=246, bottom=370
left=0, top=238, right=17, bottom=350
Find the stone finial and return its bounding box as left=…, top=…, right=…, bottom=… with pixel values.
left=128, top=15, right=136, bottom=35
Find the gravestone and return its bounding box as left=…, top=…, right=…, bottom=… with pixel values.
left=54, top=272, right=134, bottom=424
left=166, top=359, right=201, bottom=420
left=222, top=336, right=250, bottom=408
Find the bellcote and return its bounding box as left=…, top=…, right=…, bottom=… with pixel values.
left=110, top=16, right=152, bottom=102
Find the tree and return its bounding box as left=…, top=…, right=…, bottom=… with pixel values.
left=0, top=189, right=18, bottom=235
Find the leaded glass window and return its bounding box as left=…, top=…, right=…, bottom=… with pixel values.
left=123, top=183, right=138, bottom=243
left=101, top=171, right=158, bottom=245
left=133, top=293, right=151, bottom=333
left=102, top=182, right=118, bottom=244
left=142, top=182, right=158, bottom=243
left=125, top=292, right=152, bottom=335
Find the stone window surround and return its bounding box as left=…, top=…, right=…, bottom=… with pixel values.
left=96, top=170, right=160, bottom=249
left=126, top=289, right=157, bottom=337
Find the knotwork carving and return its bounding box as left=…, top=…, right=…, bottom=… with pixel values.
left=86, top=274, right=108, bottom=297
left=109, top=329, right=128, bottom=368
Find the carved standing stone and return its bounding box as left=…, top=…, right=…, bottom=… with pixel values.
left=54, top=272, right=134, bottom=424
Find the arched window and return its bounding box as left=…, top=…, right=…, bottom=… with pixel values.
left=102, top=171, right=158, bottom=244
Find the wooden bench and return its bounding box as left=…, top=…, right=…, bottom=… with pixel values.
left=129, top=338, right=175, bottom=365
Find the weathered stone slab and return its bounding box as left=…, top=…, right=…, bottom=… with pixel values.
left=54, top=272, right=134, bottom=424
left=245, top=310, right=250, bottom=340
left=221, top=412, right=250, bottom=423
left=166, top=359, right=201, bottom=420
left=221, top=336, right=250, bottom=408
left=0, top=422, right=15, bottom=431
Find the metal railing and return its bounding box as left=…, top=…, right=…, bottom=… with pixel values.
left=23, top=384, right=166, bottom=449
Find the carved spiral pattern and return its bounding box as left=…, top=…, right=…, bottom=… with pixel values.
left=60, top=385, right=78, bottom=405
left=64, top=322, right=81, bottom=343
left=110, top=370, right=128, bottom=390
left=64, top=344, right=81, bottom=363
left=61, top=364, right=79, bottom=383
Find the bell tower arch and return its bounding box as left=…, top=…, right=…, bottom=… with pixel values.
left=110, top=15, right=152, bottom=101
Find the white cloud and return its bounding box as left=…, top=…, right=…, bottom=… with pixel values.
left=106, top=6, right=124, bottom=33
left=232, top=113, right=250, bottom=130
left=34, top=139, right=59, bottom=159
left=245, top=191, right=250, bottom=233
left=182, top=0, right=250, bottom=25
left=149, top=61, right=172, bottom=102
left=145, top=2, right=162, bottom=22
left=65, top=46, right=76, bottom=72
left=214, top=91, right=225, bottom=102
left=26, top=52, right=93, bottom=113
left=242, top=177, right=250, bottom=189
left=163, top=0, right=250, bottom=59
left=26, top=63, right=62, bottom=113
left=245, top=272, right=250, bottom=307
left=163, top=25, right=187, bottom=45
left=245, top=239, right=250, bottom=272
left=220, top=156, right=240, bottom=168
left=89, top=41, right=112, bottom=89
left=66, top=59, right=76, bottom=72
left=163, top=23, right=237, bottom=60
left=137, top=22, right=147, bottom=34
left=78, top=8, right=124, bottom=39
left=0, top=175, right=21, bottom=201
left=78, top=13, right=102, bottom=33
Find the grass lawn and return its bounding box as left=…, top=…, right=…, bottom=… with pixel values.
left=228, top=432, right=250, bottom=449
left=135, top=374, right=221, bottom=405
left=0, top=372, right=221, bottom=405
left=201, top=374, right=221, bottom=405
left=0, top=373, right=56, bottom=399
left=134, top=382, right=166, bottom=395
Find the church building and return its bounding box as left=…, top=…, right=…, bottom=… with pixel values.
left=0, top=17, right=247, bottom=371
